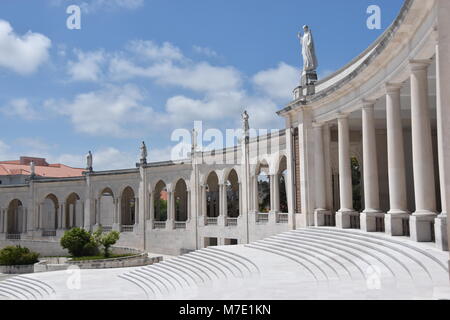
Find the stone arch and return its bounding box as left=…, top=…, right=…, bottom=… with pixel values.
left=278, top=155, right=289, bottom=213
left=226, top=169, right=240, bottom=218
left=121, top=186, right=136, bottom=226
left=65, top=193, right=82, bottom=229
left=42, top=194, right=59, bottom=232
left=7, top=199, right=24, bottom=235
left=256, top=160, right=271, bottom=213
left=174, top=179, right=188, bottom=222
left=99, top=187, right=115, bottom=227
left=206, top=171, right=220, bottom=218
left=154, top=180, right=168, bottom=222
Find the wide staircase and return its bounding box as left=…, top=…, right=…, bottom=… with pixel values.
left=120, top=227, right=450, bottom=300
left=1, top=227, right=449, bottom=299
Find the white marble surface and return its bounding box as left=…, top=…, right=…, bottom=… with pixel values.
left=1, top=228, right=449, bottom=300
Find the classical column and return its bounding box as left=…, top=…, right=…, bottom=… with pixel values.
left=360, top=101, right=384, bottom=232
left=272, top=174, right=280, bottom=213
left=323, top=123, right=334, bottom=217
left=409, top=61, right=437, bottom=242
left=313, top=123, right=330, bottom=226
left=3, top=209, right=7, bottom=234
left=435, top=38, right=449, bottom=250
left=336, top=114, right=358, bottom=228
left=149, top=192, right=155, bottom=221
left=384, top=83, right=410, bottom=236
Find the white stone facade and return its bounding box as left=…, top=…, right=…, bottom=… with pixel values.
left=0, top=0, right=449, bottom=273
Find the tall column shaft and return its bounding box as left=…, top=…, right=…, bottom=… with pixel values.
left=323, top=123, right=334, bottom=212
left=410, top=61, right=436, bottom=215
left=362, top=102, right=381, bottom=212
left=338, top=115, right=354, bottom=212
left=313, top=124, right=327, bottom=210
left=386, top=84, right=409, bottom=214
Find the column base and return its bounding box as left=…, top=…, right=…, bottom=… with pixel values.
left=314, top=209, right=331, bottom=227
left=360, top=211, right=385, bottom=232
left=410, top=213, right=437, bottom=242
left=336, top=210, right=359, bottom=229
left=434, top=215, right=448, bottom=251
left=385, top=212, right=410, bottom=236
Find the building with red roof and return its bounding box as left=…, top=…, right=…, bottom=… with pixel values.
left=0, top=156, right=84, bottom=185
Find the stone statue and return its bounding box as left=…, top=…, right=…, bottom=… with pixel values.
left=242, top=110, right=250, bottom=139
left=30, top=161, right=35, bottom=178
left=191, top=129, right=198, bottom=152
left=86, top=151, right=93, bottom=171
left=140, top=141, right=147, bottom=164
left=298, top=25, right=318, bottom=73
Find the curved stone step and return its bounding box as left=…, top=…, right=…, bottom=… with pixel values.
left=182, top=253, right=229, bottom=279
left=290, top=230, right=405, bottom=281
left=180, top=255, right=225, bottom=280
left=260, top=238, right=350, bottom=280
left=129, top=269, right=167, bottom=296
left=207, top=247, right=261, bottom=274
left=295, top=229, right=432, bottom=282
left=189, top=251, right=240, bottom=278
left=136, top=268, right=177, bottom=293
left=118, top=273, right=153, bottom=299
left=152, top=263, right=195, bottom=287
left=154, top=262, right=200, bottom=286
left=269, top=235, right=362, bottom=280
left=254, top=240, right=334, bottom=281
left=310, top=227, right=449, bottom=275
left=0, top=282, right=31, bottom=300
left=199, top=249, right=247, bottom=277
left=143, top=265, right=186, bottom=289
left=163, top=259, right=208, bottom=283
left=245, top=243, right=319, bottom=283
left=1, top=278, right=42, bottom=300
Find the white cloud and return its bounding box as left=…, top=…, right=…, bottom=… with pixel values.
left=0, top=20, right=51, bottom=75
left=56, top=147, right=137, bottom=170
left=110, top=59, right=242, bottom=93
left=193, top=45, right=219, bottom=58
left=128, top=40, right=184, bottom=62
left=0, top=98, right=41, bottom=120
left=252, top=62, right=298, bottom=102
left=67, top=49, right=106, bottom=81
left=44, top=84, right=159, bottom=137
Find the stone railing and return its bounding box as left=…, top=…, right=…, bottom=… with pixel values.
left=226, top=217, right=238, bottom=227
left=205, top=217, right=218, bottom=226
left=256, top=213, right=269, bottom=224
left=101, top=226, right=113, bottom=232
left=42, top=229, right=56, bottom=237
left=153, top=221, right=166, bottom=229
left=6, top=233, right=21, bottom=240
left=121, top=225, right=134, bottom=233
left=276, top=213, right=289, bottom=224
left=174, top=222, right=187, bottom=230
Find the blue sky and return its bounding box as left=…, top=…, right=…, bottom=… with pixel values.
left=0, top=0, right=403, bottom=170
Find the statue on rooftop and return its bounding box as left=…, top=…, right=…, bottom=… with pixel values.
left=30, top=161, right=36, bottom=178
left=298, top=25, right=318, bottom=88
left=86, top=151, right=93, bottom=172
left=140, top=141, right=148, bottom=165
left=242, top=110, right=250, bottom=141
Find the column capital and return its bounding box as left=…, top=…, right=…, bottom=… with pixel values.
left=385, top=82, right=403, bottom=94
left=409, top=59, right=432, bottom=72
left=312, top=121, right=325, bottom=128
left=362, top=99, right=376, bottom=109
left=336, top=112, right=350, bottom=120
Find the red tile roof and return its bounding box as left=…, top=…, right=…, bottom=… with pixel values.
left=0, top=157, right=84, bottom=178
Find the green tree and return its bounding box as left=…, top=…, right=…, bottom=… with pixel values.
left=60, top=228, right=92, bottom=257
left=93, top=227, right=121, bottom=258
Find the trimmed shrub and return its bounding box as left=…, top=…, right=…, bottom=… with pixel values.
left=0, top=246, right=40, bottom=266
left=60, top=228, right=92, bottom=257
left=93, top=228, right=121, bottom=258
